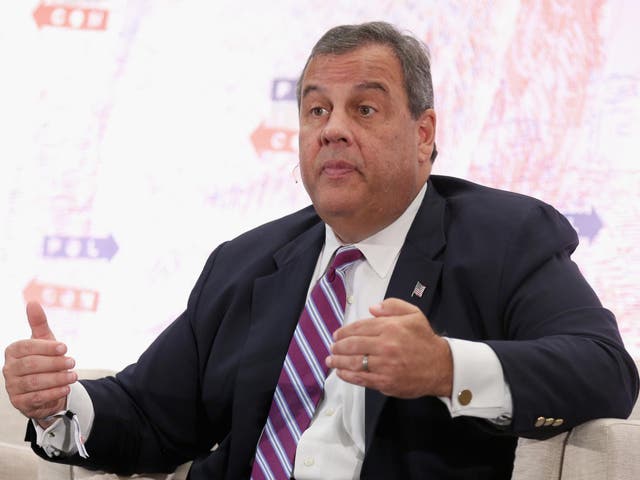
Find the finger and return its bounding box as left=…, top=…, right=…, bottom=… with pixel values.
left=331, top=336, right=380, bottom=356
left=333, top=318, right=385, bottom=341
left=11, top=387, right=69, bottom=419
left=7, top=370, right=77, bottom=396
left=326, top=353, right=378, bottom=373
left=334, top=368, right=388, bottom=391
left=8, top=355, right=75, bottom=377
left=369, top=297, right=421, bottom=317
left=27, top=302, right=56, bottom=341
left=6, top=339, right=67, bottom=360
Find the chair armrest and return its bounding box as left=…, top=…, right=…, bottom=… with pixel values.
left=511, top=418, right=640, bottom=480
left=0, top=441, right=39, bottom=480
left=560, top=418, right=640, bottom=480
left=70, top=470, right=187, bottom=479
left=69, top=461, right=190, bottom=479
left=511, top=432, right=568, bottom=480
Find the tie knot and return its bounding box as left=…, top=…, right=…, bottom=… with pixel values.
left=326, top=246, right=363, bottom=281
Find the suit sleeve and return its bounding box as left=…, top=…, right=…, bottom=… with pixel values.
left=26, top=243, right=228, bottom=475
left=484, top=203, right=639, bottom=439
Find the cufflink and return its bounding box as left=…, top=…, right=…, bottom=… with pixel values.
left=457, top=389, right=472, bottom=406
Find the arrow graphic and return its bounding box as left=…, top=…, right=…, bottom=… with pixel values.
left=33, top=3, right=109, bottom=31
left=23, top=279, right=99, bottom=312
left=251, top=123, right=297, bottom=156
left=42, top=235, right=119, bottom=261
left=563, top=208, right=603, bottom=243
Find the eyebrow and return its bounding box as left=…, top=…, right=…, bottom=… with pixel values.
left=354, top=81, right=389, bottom=94
left=301, top=81, right=389, bottom=100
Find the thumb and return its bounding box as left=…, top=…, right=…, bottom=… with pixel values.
left=369, top=297, right=421, bottom=318
left=26, top=301, right=56, bottom=341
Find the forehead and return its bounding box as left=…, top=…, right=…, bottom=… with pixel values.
left=301, top=44, right=405, bottom=97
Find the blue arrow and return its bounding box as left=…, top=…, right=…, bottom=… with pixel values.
left=42, top=235, right=119, bottom=260
left=563, top=208, right=603, bottom=243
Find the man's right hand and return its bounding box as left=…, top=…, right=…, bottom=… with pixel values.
left=2, top=302, right=77, bottom=427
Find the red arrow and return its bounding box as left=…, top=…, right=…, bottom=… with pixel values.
left=33, top=3, right=109, bottom=31
left=251, top=123, right=297, bottom=156
left=23, top=279, right=99, bottom=312
left=23, top=279, right=44, bottom=303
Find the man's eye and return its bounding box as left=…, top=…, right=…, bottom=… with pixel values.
left=359, top=105, right=375, bottom=117
left=310, top=107, right=327, bottom=117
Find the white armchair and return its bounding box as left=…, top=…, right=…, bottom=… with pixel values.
left=512, top=360, right=640, bottom=480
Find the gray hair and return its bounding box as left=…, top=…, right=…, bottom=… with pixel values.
left=296, top=21, right=437, bottom=161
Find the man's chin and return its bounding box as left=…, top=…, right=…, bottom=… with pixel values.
left=313, top=198, right=358, bottom=222
left=312, top=186, right=359, bottom=207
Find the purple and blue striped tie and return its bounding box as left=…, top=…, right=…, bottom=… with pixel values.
left=251, top=245, right=364, bottom=480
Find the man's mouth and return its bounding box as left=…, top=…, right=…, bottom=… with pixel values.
left=322, top=160, right=356, bottom=177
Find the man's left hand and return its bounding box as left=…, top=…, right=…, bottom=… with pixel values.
left=326, top=297, right=453, bottom=398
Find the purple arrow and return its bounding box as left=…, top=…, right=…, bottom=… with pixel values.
left=563, top=208, right=603, bottom=243
left=271, top=78, right=297, bottom=101
left=42, top=235, right=119, bottom=260
left=93, top=234, right=119, bottom=260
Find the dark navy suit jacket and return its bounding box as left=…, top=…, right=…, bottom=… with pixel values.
left=29, top=175, right=639, bottom=479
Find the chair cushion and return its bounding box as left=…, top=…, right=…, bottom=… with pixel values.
left=511, top=433, right=567, bottom=479
left=561, top=419, right=640, bottom=480
left=0, top=441, right=39, bottom=480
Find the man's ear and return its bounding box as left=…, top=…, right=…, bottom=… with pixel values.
left=417, top=109, right=436, bottom=164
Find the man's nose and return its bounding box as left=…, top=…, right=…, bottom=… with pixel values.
left=320, top=110, right=353, bottom=146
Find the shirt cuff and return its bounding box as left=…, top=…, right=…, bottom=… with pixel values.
left=32, top=381, right=95, bottom=458
left=438, top=338, right=513, bottom=425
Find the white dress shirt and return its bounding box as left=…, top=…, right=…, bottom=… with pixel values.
left=36, top=181, right=512, bottom=479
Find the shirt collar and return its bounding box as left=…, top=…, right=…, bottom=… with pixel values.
left=321, top=181, right=428, bottom=278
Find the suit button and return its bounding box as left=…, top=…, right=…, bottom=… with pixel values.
left=544, top=418, right=555, bottom=427
left=552, top=418, right=564, bottom=427
left=535, top=417, right=546, bottom=427
left=458, top=389, right=473, bottom=406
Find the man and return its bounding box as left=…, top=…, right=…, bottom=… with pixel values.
left=3, top=21, right=638, bottom=479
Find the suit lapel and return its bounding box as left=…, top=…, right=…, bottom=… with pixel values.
left=228, top=221, right=325, bottom=475
left=365, top=180, right=447, bottom=451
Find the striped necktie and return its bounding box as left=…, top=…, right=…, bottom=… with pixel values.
left=251, top=245, right=364, bottom=480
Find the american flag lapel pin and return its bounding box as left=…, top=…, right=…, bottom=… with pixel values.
left=411, top=281, right=426, bottom=298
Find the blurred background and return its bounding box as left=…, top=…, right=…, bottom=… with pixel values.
left=1, top=0, right=638, bottom=369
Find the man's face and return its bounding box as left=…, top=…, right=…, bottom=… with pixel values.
left=298, top=44, right=436, bottom=243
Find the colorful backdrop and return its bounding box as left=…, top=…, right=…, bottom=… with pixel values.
left=1, top=0, right=639, bottom=369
